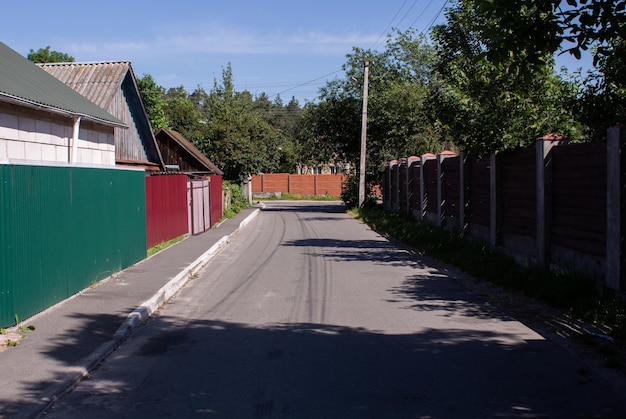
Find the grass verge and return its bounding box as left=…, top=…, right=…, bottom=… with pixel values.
left=256, top=192, right=340, bottom=201
left=147, top=235, right=187, bottom=257
left=351, top=206, right=626, bottom=339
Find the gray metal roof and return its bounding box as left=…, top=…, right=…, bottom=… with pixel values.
left=0, top=42, right=125, bottom=127
left=39, top=61, right=130, bottom=110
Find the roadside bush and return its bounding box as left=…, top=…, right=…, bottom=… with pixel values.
left=222, top=180, right=248, bottom=218
left=341, top=174, right=378, bottom=209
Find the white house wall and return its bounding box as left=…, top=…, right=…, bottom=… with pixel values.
left=0, top=103, right=115, bottom=166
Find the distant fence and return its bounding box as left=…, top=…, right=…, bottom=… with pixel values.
left=384, top=127, right=626, bottom=291
left=251, top=173, right=345, bottom=197
left=0, top=163, right=146, bottom=326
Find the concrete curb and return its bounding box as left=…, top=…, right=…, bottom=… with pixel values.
left=31, top=208, right=260, bottom=419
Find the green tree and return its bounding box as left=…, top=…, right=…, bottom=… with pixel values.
left=471, top=0, right=626, bottom=65
left=577, top=38, right=626, bottom=140
left=196, top=64, right=285, bottom=181
left=297, top=29, right=442, bottom=182
left=428, top=0, right=580, bottom=154
left=27, top=46, right=74, bottom=63
left=163, top=86, right=203, bottom=144
left=136, top=74, right=170, bottom=131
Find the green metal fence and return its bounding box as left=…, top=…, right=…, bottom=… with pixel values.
left=0, top=164, right=146, bottom=327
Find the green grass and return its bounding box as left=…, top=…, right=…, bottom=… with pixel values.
left=351, top=206, right=626, bottom=338
left=256, top=192, right=340, bottom=201
left=147, top=235, right=187, bottom=257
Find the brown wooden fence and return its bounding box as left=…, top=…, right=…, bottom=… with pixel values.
left=251, top=173, right=345, bottom=197
left=384, top=127, right=626, bottom=291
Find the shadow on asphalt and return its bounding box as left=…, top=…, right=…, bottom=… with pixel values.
left=13, top=313, right=625, bottom=419
left=260, top=202, right=346, bottom=214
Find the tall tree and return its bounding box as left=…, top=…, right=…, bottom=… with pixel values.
left=472, top=0, right=626, bottom=65
left=196, top=64, right=285, bottom=181
left=428, top=0, right=580, bottom=154
left=298, top=29, right=443, bottom=181
left=577, top=38, right=626, bottom=140
left=136, top=74, right=170, bottom=131
left=27, top=46, right=74, bottom=63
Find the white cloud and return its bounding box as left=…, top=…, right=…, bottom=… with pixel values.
left=63, top=25, right=377, bottom=59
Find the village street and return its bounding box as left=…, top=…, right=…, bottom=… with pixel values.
left=43, top=201, right=626, bottom=418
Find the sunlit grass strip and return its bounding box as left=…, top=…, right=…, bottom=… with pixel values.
left=147, top=235, right=187, bottom=257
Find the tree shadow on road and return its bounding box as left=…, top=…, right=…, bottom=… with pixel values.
left=4, top=309, right=626, bottom=418
left=12, top=317, right=621, bottom=418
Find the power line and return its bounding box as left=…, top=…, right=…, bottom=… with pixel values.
left=269, top=69, right=344, bottom=99
left=369, top=0, right=410, bottom=51
left=394, top=0, right=420, bottom=31
left=408, top=0, right=437, bottom=30
left=242, top=1, right=451, bottom=103
left=422, top=0, right=448, bottom=36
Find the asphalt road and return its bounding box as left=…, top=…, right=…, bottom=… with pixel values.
left=43, top=201, right=626, bottom=418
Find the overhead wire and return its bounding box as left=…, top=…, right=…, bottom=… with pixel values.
left=267, top=68, right=344, bottom=100
left=369, top=0, right=410, bottom=51
left=264, top=0, right=450, bottom=101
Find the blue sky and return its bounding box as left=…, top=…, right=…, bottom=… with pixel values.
left=3, top=1, right=592, bottom=104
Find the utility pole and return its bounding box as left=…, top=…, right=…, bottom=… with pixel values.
left=358, top=60, right=369, bottom=208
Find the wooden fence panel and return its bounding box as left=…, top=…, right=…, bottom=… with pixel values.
left=442, top=156, right=461, bottom=226
left=466, top=155, right=491, bottom=227
left=399, top=160, right=408, bottom=214
left=498, top=147, right=536, bottom=237
left=410, top=160, right=421, bottom=215
left=423, top=159, right=438, bottom=214
left=551, top=142, right=606, bottom=256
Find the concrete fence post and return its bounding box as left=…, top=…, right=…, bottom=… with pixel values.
left=536, top=134, right=569, bottom=264
left=489, top=152, right=497, bottom=247
left=606, top=126, right=625, bottom=290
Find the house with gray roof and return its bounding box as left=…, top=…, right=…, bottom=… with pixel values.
left=40, top=61, right=164, bottom=171
left=0, top=41, right=125, bottom=166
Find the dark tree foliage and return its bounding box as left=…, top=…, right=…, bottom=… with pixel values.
left=472, top=0, right=626, bottom=65
left=138, top=64, right=303, bottom=182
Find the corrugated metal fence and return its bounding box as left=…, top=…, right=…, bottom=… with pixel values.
left=0, top=164, right=146, bottom=327
left=146, top=174, right=189, bottom=249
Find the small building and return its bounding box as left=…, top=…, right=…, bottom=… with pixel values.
left=39, top=61, right=163, bottom=171
left=0, top=42, right=125, bottom=165
left=155, top=127, right=223, bottom=177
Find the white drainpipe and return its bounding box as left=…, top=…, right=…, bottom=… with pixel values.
left=71, top=117, right=81, bottom=163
